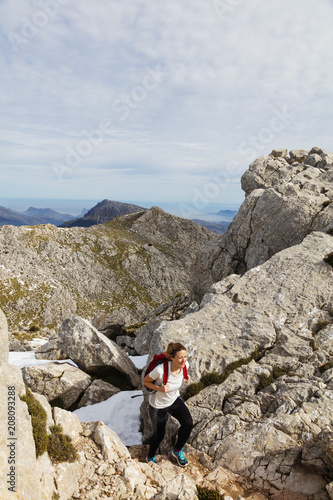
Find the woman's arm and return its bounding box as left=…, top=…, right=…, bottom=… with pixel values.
left=143, top=374, right=169, bottom=393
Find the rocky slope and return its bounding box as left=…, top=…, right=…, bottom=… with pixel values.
left=59, top=199, right=147, bottom=227
left=139, top=146, right=333, bottom=498
left=1, top=306, right=269, bottom=500
left=191, top=147, right=333, bottom=302
left=0, top=207, right=214, bottom=331
left=146, top=228, right=333, bottom=498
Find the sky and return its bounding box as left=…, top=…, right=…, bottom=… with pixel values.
left=9, top=349, right=148, bottom=446
left=1, top=0, right=333, bottom=216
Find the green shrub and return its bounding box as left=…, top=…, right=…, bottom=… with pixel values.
left=47, top=424, right=77, bottom=463
left=257, top=366, right=291, bottom=391
left=184, top=349, right=260, bottom=400
left=29, top=324, right=40, bottom=332
left=201, top=372, right=224, bottom=387
left=197, top=486, right=225, bottom=499
left=126, top=322, right=145, bottom=335
left=184, top=382, right=205, bottom=400
left=257, top=372, right=274, bottom=390
left=21, top=388, right=48, bottom=457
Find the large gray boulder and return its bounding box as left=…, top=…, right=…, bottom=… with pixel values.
left=22, top=362, right=92, bottom=409
left=146, top=230, right=333, bottom=497
left=191, top=147, right=333, bottom=302
left=37, top=315, right=140, bottom=388
left=77, top=379, right=120, bottom=408
left=133, top=318, right=162, bottom=355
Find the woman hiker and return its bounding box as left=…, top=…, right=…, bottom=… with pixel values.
left=143, top=342, right=193, bottom=466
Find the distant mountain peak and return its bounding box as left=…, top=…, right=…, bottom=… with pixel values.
left=59, top=200, right=147, bottom=228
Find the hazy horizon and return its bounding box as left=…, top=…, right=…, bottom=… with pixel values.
left=0, top=197, right=241, bottom=222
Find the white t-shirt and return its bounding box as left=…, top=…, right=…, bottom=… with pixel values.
left=148, top=361, right=189, bottom=409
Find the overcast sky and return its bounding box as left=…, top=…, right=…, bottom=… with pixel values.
left=1, top=0, right=333, bottom=213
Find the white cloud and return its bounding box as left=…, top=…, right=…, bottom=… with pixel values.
left=1, top=0, right=333, bottom=208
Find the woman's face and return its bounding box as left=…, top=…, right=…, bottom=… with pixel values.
left=172, top=350, right=187, bottom=368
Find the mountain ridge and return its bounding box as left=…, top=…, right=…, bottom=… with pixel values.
left=0, top=206, right=215, bottom=331
left=0, top=205, right=75, bottom=226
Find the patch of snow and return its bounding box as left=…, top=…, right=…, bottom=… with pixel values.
left=8, top=352, right=78, bottom=369
left=128, top=354, right=148, bottom=370
left=74, top=390, right=144, bottom=446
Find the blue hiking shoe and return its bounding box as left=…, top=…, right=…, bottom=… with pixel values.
left=146, top=454, right=157, bottom=464
left=172, top=447, right=188, bottom=467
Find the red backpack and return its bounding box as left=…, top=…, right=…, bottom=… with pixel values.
left=144, top=352, right=188, bottom=391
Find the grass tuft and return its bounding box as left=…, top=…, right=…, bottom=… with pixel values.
left=21, top=387, right=48, bottom=457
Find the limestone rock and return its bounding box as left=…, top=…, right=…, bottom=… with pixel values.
left=55, top=461, right=83, bottom=500
left=304, top=152, right=322, bottom=167
left=52, top=407, right=83, bottom=444
left=32, top=392, right=55, bottom=430
left=152, top=473, right=198, bottom=499
left=92, top=421, right=131, bottom=462
left=116, top=334, right=135, bottom=352
left=35, top=333, right=67, bottom=360
left=9, top=337, right=26, bottom=352
left=54, top=315, right=140, bottom=388
left=77, top=379, right=120, bottom=408
left=133, top=318, right=162, bottom=355
left=144, top=231, right=333, bottom=497
left=191, top=148, right=333, bottom=302
left=91, top=313, right=126, bottom=340
left=289, top=148, right=309, bottom=162
left=327, top=482, right=333, bottom=499
left=43, top=285, right=77, bottom=327
left=144, top=293, right=190, bottom=322
left=22, top=362, right=91, bottom=409
left=270, top=148, right=288, bottom=158
left=0, top=308, right=8, bottom=362
left=0, top=362, right=54, bottom=499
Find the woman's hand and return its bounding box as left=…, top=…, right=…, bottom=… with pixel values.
left=143, top=374, right=169, bottom=393
left=184, top=376, right=191, bottom=384
left=159, top=383, right=169, bottom=393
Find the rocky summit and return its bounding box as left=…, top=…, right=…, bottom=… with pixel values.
left=191, top=146, right=333, bottom=303
left=0, top=206, right=214, bottom=331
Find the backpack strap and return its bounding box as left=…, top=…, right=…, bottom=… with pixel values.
left=162, top=358, right=169, bottom=385
left=163, top=361, right=187, bottom=385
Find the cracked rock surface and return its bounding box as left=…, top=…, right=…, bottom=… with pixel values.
left=146, top=230, right=333, bottom=497
left=191, top=147, right=333, bottom=303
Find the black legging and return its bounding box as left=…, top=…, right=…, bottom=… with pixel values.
left=148, top=397, right=193, bottom=457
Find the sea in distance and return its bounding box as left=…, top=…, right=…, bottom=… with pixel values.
left=0, top=198, right=241, bottom=223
